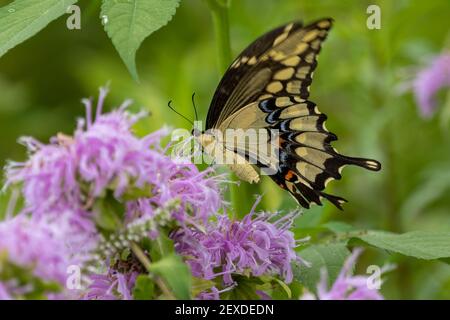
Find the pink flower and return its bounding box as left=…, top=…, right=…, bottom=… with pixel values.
left=173, top=209, right=300, bottom=287
left=5, top=87, right=222, bottom=231
left=301, top=248, right=389, bottom=300
left=0, top=215, right=80, bottom=299
left=84, top=255, right=144, bottom=300
left=413, top=53, right=450, bottom=117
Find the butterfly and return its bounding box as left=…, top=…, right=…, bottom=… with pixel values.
left=195, top=18, right=381, bottom=210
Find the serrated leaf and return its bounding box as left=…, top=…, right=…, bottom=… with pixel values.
left=133, top=274, right=155, bottom=300
left=295, top=243, right=350, bottom=293
left=353, top=230, right=450, bottom=260
left=149, top=253, right=191, bottom=299
left=101, top=0, right=180, bottom=81
left=0, top=0, right=77, bottom=58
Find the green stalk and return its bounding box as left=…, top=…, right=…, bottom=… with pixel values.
left=130, top=242, right=175, bottom=299
left=206, top=0, right=232, bottom=73
left=206, top=0, right=256, bottom=216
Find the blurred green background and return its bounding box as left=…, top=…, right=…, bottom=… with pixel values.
left=0, top=0, right=449, bottom=299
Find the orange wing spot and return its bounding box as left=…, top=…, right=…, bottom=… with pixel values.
left=277, top=136, right=285, bottom=146
left=285, top=170, right=297, bottom=181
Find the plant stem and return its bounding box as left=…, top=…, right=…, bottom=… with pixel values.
left=206, top=1, right=260, bottom=216
left=130, top=242, right=175, bottom=300
left=206, top=0, right=232, bottom=73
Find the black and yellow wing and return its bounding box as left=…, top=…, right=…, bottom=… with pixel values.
left=204, top=18, right=381, bottom=209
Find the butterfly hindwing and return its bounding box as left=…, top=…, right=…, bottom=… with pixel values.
left=257, top=96, right=381, bottom=209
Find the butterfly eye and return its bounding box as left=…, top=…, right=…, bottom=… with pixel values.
left=192, top=128, right=203, bottom=137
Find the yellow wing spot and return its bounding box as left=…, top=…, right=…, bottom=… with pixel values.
left=266, top=81, right=283, bottom=93
left=280, top=104, right=310, bottom=119
left=324, top=177, right=334, bottom=187
left=273, top=32, right=289, bottom=46
left=295, top=132, right=327, bottom=149
left=284, top=23, right=294, bottom=33
left=311, top=39, right=321, bottom=50
left=269, top=50, right=287, bottom=61
left=281, top=56, right=300, bottom=67
left=275, top=96, right=293, bottom=107
left=286, top=80, right=302, bottom=94
left=232, top=61, right=241, bottom=68
left=293, top=96, right=305, bottom=103
left=319, top=30, right=328, bottom=37
left=285, top=181, right=296, bottom=193
left=290, top=116, right=320, bottom=131
left=313, top=106, right=320, bottom=114
left=247, top=56, right=258, bottom=65
left=303, top=29, right=320, bottom=42
left=296, top=162, right=322, bottom=182
left=318, top=20, right=331, bottom=29
left=296, top=133, right=307, bottom=144
left=296, top=66, right=310, bottom=79
left=258, top=93, right=273, bottom=100
left=241, top=56, right=249, bottom=63
left=365, top=160, right=380, bottom=170
left=297, top=147, right=333, bottom=169
left=273, top=67, right=295, bottom=80
left=294, top=43, right=309, bottom=55
left=296, top=147, right=309, bottom=157
left=305, top=53, right=315, bottom=64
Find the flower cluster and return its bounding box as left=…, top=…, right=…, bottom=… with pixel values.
left=2, top=88, right=223, bottom=299
left=413, top=52, right=450, bottom=117
left=0, top=215, right=75, bottom=299
left=0, top=88, right=387, bottom=300
left=172, top=211, right=300, bottom=287
left=5, top=87, right=222, bottom=231
left=301, top=249, right=389, bottom=300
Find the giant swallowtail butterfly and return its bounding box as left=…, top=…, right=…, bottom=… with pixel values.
left=196, top=18, right=381, bottom=210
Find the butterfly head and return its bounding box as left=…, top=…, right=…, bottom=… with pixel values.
left=191, top=127, right=203, bottom=138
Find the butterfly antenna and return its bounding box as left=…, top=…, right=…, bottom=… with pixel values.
left=167, top=100, right=193, bottom=125
left=191, top=92, right=199, bottom=122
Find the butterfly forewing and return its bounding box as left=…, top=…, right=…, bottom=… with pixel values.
left=206, top=21, right=305, bottom=129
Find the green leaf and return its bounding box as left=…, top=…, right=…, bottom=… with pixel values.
left=148, top=232, right=175, bottom=261
left=149, top=253, right=191, bottom=299
left=101, top=0, right=180, bottom=81
left=352, top=230, right=450, bottom=260
left=322, top=221, right=357, bottom=233
left=93, top=192, right=125, bottom=232
left=295, top=243, right=350, bottom=293
left=273, top=278, right=292, bottom=299
left=133, top=274, right=155, bottom=300
left=0, top=0, right=77, bottom=58
left=191, top=277, right=216, bottom=298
